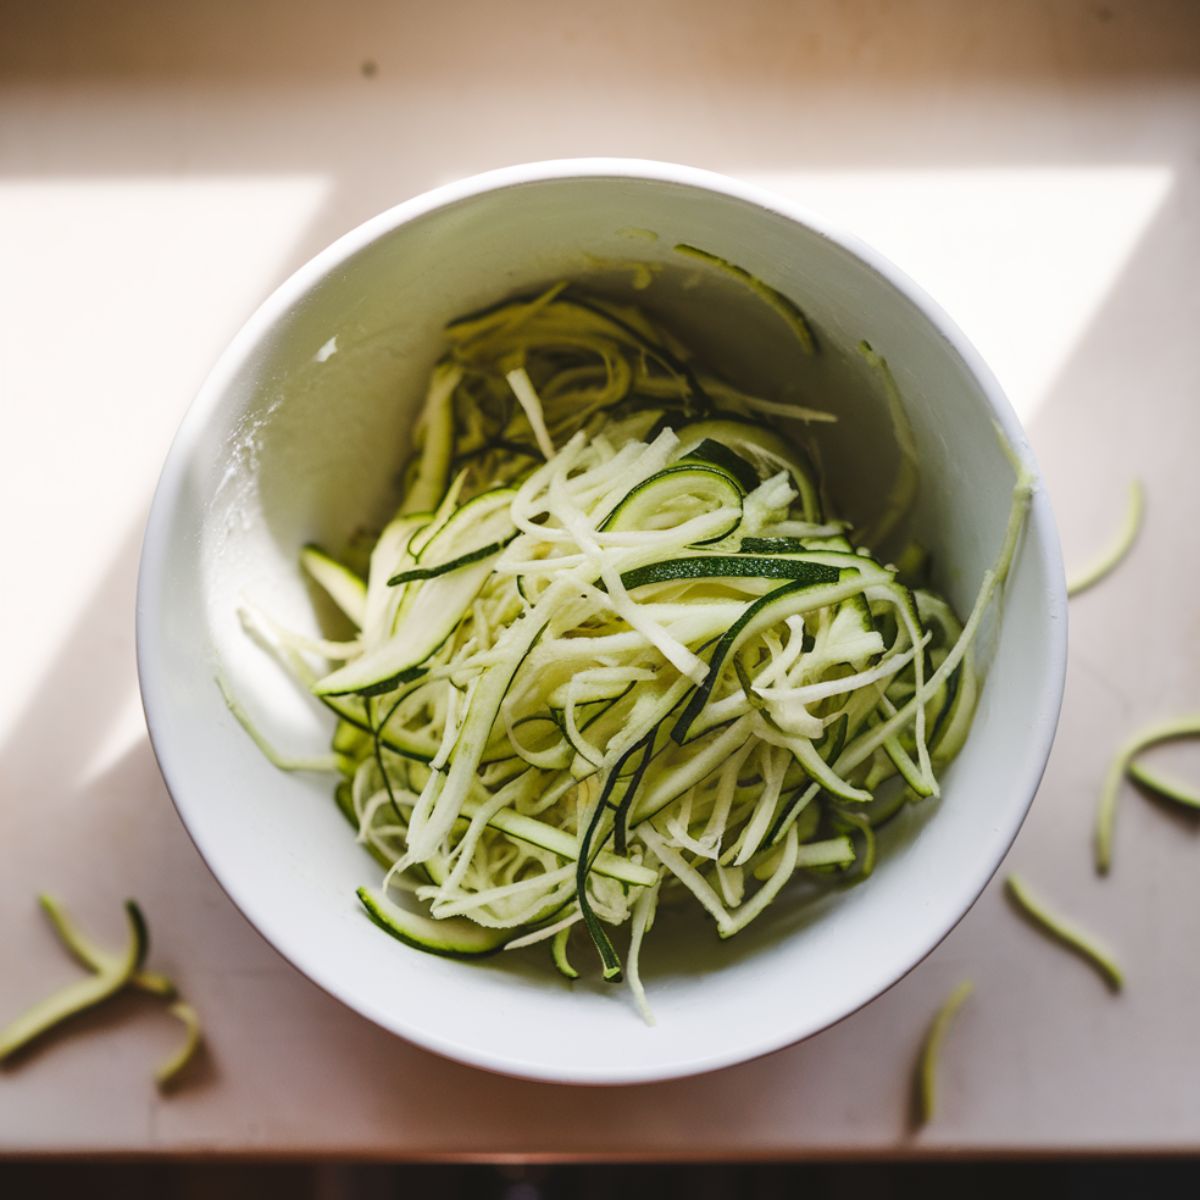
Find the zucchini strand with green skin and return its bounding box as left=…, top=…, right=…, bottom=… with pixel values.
left=369, top=696, right=408, bottom=829
left=674, top=243, right=816, bottom=355
left=38, top=893, right=175, bottom=998
left=387, top=534, right=518, bottom=585
left=613, top=733, right=657, bottom=856
left=357, top=886, right=511, bottom=957
left=156, top=1002, right=203, bottom=1090
left=1005, top=874, right=1123, bottom=991
left=916, top=979, right=974, bottom=1126
left=1096, top=715, right=1200, bottom=872
left=2, top=896, right=206, bottom=1089
left=618, top=556, right=839, bottom=591
left=0, top=901, right=147, bottom=1063
left=576, top=735, right=655, bottom=980
left=1128, top=760, right=1200, bottom=809
left=1066, top=479, right=1144, bottom=597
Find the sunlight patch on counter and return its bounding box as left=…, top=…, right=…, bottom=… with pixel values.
left=739, top=167, right=1174, bottom=425
left=0, top=175, right=330, bottom=748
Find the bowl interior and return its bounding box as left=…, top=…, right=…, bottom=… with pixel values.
left=139, top=166, right=1065, bottom=1084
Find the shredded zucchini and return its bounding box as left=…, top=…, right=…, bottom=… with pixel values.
left=859, top=340, right=920, bottom=554
left=1005, top=874, right=1123, bottom=991
left=156, top=1002, right=203, bottom=1090
left=1097, top=715, right=1200, bottom=873
left=916, top=979, right=974, bottom=1125
left=674, top=243, right=816, bottom=355
left=38, top=894, right=175, bottom=999
left=1127, top=759, right=1200, bottom=810
left=1066, top=479, right=1144, bottom=598
left=0, top=896, right=203, bottom=1089
left=0, top=900, right=147, bottom=1063
left=236, top=281, right=1031, bottom=1017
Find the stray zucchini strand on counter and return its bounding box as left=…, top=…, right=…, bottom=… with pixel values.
left=916, top=979, right=974, bottom=1126
left=237, top=281, right=1032, bottom=1016
left=1005, top=874, right=1123, bottom=991
left=1066, top=479, right=1144, bottom=598
left=1096, top=715, right=1200, bottom=873
left=0, top=896, right=203, bottom=1089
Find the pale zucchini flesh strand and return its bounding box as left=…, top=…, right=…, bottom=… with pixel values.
left=300, top=545, right=368, bottom=627
left=459, top=797, right=657, bottom=888
left=216, top=675, right=339, bottom=773
left=551, top=924, right=580, bottom=980
left=858, top=341, right=919, bottom=555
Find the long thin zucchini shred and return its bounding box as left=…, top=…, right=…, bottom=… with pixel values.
left=1004, top=874, right=1123, bottom=991
left=243, top=281, right=1030, bottom=1016
left=915, top=979, right=974, bottom=1125
left=0, top=895, right=204, bottom=1089
left=1096, top=714, right=1200, bottom=873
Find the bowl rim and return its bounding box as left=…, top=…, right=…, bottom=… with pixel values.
left=136, top=157, right=1068, bottom=1085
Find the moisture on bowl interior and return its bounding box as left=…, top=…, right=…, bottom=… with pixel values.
left=232, top=265, right=1032, bottom=1023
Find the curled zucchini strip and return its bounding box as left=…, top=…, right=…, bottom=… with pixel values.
left=1005, top=874, right=1123, bottom=991
left=0, top=901, right=147, bottom=1062
left=1096, top=715, right=1200, bottom=873
left=916, top=979, right=974, bottom=1128
left=1, top=897, right=204, bottom=1091
left=551, top=925, right=580, bottom=980
left=673, top=243, right=817, bottom=356
left=916, top=979, right=974, bottom=1126
left=39, top=893, right=175, bottom=998
left=216, top=674, right=339, bottom=773
left=1066, top=479, right=1144, bottom=598
left=1128, top=758, right=1200, bottom=809
left=156, top=1002, right=203, bottom=1090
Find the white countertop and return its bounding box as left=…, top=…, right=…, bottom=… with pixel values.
left=3, top=0, right=1199, bottom=1157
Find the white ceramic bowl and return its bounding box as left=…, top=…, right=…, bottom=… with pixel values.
left=137, top=159, right=1067, bottom=1085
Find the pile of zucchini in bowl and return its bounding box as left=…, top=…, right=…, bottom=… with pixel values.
left=238, top=282, right=1027, bottom=1019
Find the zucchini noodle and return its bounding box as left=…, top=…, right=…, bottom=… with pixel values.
left=916, top=979, right=974, bottom=1125
left=1066, top=478, right=1144, bottom=598
left=238, top=282, right=1031, bottom=1018
left=1096, top=714, right=1200, bottom=873
left=1005, top=874, right=1123, bottom=991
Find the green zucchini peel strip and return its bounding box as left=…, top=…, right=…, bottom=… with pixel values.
left=1096, top=715, right=1200, bottom=872
left=1066, top=479, right=1144, bottom=598
left=0, top=900, right=147, bottom=1063
left=156, top=1001, right=204, bottom=1090
left=916, top=979, right=974, bottom=1126
left=1005, top=874, right=1123, bottom=991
